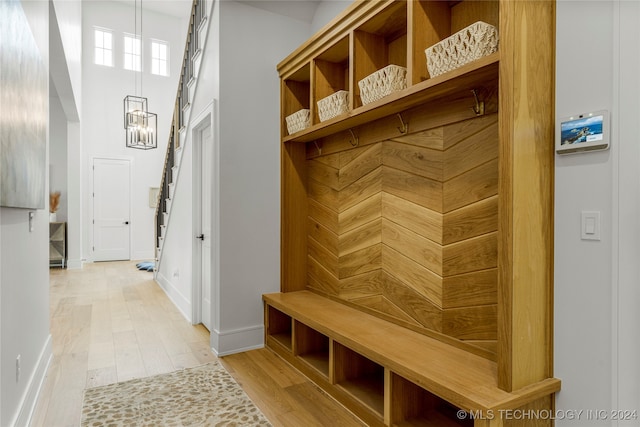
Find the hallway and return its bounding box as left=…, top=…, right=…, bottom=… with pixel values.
left=31, top=261, right=363, bottom=426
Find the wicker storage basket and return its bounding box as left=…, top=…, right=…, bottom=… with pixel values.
left=425, top=21, right=499, bottom=78
left=285, top=109, right=311, bottom=135
left=358, top=65, right=407, bottom=105
left=317, top=90, right=349, bottom=122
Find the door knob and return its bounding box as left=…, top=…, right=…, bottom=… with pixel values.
left=124, top=221, right=130, bottom=225
left=196, top=234, right=204, bottom=241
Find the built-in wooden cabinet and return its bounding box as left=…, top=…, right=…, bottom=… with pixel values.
left=269, top=0, right=559, bottom=425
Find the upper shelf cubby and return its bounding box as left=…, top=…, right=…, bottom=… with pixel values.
left=313, top=36, right=350, bottom=122
left=410, top=0, right=499, bottom=84
left=353, top=1, right=407, bottom=108
left=282, top=62, right=311, bottom=135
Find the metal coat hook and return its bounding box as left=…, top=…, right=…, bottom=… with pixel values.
left=349, top=129, right=359, bottom=147
left=471, top=89, right=485, bottom=116
left=396, top=113, right=408, bottom=134
left=313, top=141, right=322, bottom=156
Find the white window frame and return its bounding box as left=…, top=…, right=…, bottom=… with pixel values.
left=151, top=39, right=170, bottom=77
left=123, top=33, right=142, bottom=72
left=94, top=27, right=114, bottom=67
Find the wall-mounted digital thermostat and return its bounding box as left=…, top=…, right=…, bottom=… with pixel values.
left=556, top=109, right=609, bottom=154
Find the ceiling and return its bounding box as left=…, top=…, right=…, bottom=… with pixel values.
left=109, top=0, right=323, bottom=22
left=237, top=0, right=320, bottom=23
left=109, top=0, right=194, bottom=19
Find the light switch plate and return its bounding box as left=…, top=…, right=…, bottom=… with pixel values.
left=581, top=211, right=601, bottom=241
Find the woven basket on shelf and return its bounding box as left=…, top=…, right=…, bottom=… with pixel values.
left=425, top=21, right=499, bottom=78
left=285, top=109, right=311, bottom=135
left=317, top=90, right=349, bottom=122
left=358, top=64, right=407, bottom=105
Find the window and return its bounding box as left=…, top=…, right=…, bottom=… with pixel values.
left=94, top=28, right=113, bottom=66
left=151, top=40, right=169, bottom=76
left=124, top=34, right=142, bottom=71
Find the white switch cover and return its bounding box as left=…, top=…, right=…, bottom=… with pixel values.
left=581, top=211, right=601, bottom=241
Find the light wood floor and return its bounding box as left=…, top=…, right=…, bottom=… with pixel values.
left=31, top=261, right=364, bottom=427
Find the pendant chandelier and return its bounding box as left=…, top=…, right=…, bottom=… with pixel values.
left=124, top=0, right=157, bottom=149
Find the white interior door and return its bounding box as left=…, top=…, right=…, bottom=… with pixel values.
left=93, top=158, right=131, bottom=261
left=199, top=124, right=212, bottom=330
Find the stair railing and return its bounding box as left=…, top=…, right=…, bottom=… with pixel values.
left=154, top=0, right=207, bottom=262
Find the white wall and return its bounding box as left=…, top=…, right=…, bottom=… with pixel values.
left=158, top=0, right=311, bottom=354
left=49, top=0, right=82, bottom=268
left=155, top=126, right=194, bottom=319
left=51, top=0, right=82, bottom=119
left=1, top=1, right=52, bottom=425
left=81, top=1, right=187, bottom=261
left=50, top=92, right=68, bottom=222
left=156, top=1, right=217, bottom=322
left=311, top=0, right=350, bottom=33
left=614, top=2, right=640, bottom=421
left=555, top=1, right=640, bottom=424
left=214, top=0, right=312, bottom=354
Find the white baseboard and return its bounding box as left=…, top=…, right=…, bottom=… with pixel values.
left=14, top=334, right=52, bottom=427
left=132, top=250, right=154, bottom=261
left=66, top=258, right=83, bottom=269
left=155, top=272, right=192, bottom=323
left=211, top=324, right=264, bottom=356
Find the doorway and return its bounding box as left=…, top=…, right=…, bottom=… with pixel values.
left=192, top=102, right=217, bottom=331
left=93, top=158, right=131, bottom=261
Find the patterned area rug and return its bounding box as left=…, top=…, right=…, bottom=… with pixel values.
left=81, top=361, right=272, bottom=426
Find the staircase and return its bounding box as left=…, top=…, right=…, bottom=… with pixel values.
left=154, top=0, right=208, bottom=271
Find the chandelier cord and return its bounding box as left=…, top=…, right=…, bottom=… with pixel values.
left=134, top=0, right=137, bottom=97
left=140, top=0, right=143, bottom=97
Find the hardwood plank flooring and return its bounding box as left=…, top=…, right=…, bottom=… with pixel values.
left=31, top=261, right=364, bottom=427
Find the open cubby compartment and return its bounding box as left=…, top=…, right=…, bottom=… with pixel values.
left=282, top=62, right=312, bottom=135
left=293, top=321, right=330, bottom=378
left=410, top=0, right=500, bottom=83
left=313, top=35, right=351, bottom=120
left=333, top=341, right=385, bottom=420
left=352, top=0, right=407, bottom=108
left=389, top=373, right=474, bottom=427
left=266, top=305, right=293, bottom=351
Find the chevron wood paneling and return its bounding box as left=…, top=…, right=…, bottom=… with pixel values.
left=443, top=158, right=499, bottom=212
left=382, top=218, right=443, bottom=275
left=338, top=270, right=384, bottom=300
left=339, top=244, right=381, bottom=278
left=443, top=195, right=498, bottom=244
left=340, top=193, right=382, bottom=233
left=339, top=218, right=381, bottom=256
left=381, top=272, right=443, bottom=331
left=381, top=192, right=443, bottom=244
left=382, top=244, right=443, bottom=306
left=382, top=166, right=443, bottom=212
left=341, top=167, right=383, bottom=211
left=442, top=268, right=498, bottom=309
left=382, top=141, right=443, bottom=180
left=349, top=294, right=423, bottom=326
left=306, top=114, right=499, bottom=352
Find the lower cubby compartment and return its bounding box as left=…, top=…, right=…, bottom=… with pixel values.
left=390, top=373, right=473, bottom=427
left=334, top=341, right=385, bottom=419
left=294, top=321, right=330, bottom=377
left=266, top=305, right=292, bottom=351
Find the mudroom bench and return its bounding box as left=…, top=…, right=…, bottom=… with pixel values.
left=264, top=291, right=560, bottom=427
